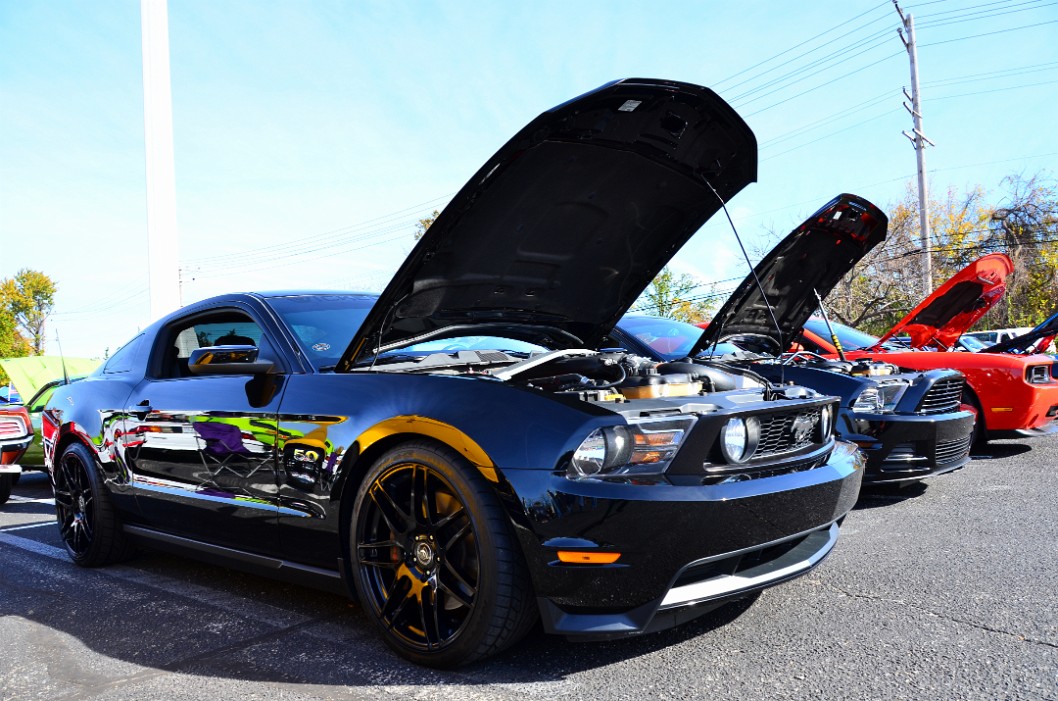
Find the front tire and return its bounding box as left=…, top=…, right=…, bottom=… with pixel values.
left=350, top=441, right=536, bottom=667
left=962, top=388, right=987, bottom=448
left=52, top=442, right=136, bottom=566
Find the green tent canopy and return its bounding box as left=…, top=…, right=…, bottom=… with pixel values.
left=0, top=356, right=100, bottom=402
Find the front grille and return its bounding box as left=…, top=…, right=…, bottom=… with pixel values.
left=935, top=434, right=972, bottom=465
left=755, top=408, right=821, bottom=457
left=701, top=453, right=829, bottom=485
left=0, top=416, right=28, bottom=440
left=917, top=377, right=963, bottom=414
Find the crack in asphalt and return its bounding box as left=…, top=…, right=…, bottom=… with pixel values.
left=824, top=583, right=1058, bottom=651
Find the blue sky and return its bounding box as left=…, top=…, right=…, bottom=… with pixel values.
left=2, top=0, right=1056, bottom=357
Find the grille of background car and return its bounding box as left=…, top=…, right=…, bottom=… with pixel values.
left=916, top=378, right=964, bottom=414
left=935, top=434, right=973, bottom=465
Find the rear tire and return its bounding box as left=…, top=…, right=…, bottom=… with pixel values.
left=0, top=474, right=12, bottom=505
left=52, top=442, right=136, bottom=566
left=350, top=441, right=536, bottom=667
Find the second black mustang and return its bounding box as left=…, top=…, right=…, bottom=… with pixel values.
left=611, top=194, right=975, bottom=485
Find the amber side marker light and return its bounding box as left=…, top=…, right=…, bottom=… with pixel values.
left=557, top=551, right=622, bottom=564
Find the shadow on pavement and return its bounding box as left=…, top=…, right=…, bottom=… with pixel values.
left=2, top=470, right=765, bottom=690
left=853, top=481, right=928, bottom=510
left=968, top=441, right=1032, bottom=461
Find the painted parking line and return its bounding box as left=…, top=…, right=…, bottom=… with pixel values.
left=0, top=530, right=67, bottom=560
left=0, top=529, right=311, bottom=628
left=0, top=527, right=579, bottom=696
left=0, top=521, right=54, bottom=532
left=5, top=495, right=56, bottom=505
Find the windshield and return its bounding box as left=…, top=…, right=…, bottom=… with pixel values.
left=804, top=318, right=881, bottom=351
left=958, top=335, right=987, bottom=352
left=267, top=294, right=377, bottom=370
left=619, top=316, right=705, bottom=362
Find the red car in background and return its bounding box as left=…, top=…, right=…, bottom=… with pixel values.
left=1, top=403, right=33, bottom=504
left=799, top=254, right=1058, bottom=443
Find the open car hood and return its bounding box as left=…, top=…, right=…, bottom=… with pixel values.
left=877, top=253, right=1013, bottom=349
left=337, top=78, right=757, bottom=370
left=981, top=308, right=1058, bottom=354
left=0, top=356, right=99, bottom=401
left=690, top=194, right=887, bottom=356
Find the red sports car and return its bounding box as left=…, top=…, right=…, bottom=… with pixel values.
left=799, top=254, right=1058, bottom=443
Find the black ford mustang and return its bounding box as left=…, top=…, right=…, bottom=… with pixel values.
left=611, top=194, right=975, bottom=485
left=42, top=79, right=863, bottom=667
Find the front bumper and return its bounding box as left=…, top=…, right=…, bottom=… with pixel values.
left=503, top=440, right=864, bottom=638
left=1, top=434, right=33, bottom=466
left=839, top=408, right=975, bottom=485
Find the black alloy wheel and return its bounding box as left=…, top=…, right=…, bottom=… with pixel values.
left=351, top=441, right=535, bottom=667
left=53, top=442, right=135, bottom=566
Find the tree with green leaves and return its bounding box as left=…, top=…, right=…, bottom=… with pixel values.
left=414, top=210, right=440, bottom=240
left=0, top=269, right=57, bottom=355
left=0, top=310, right=31, bottom=385
left=827, top=172, right=1058, bottom=336
left=636, top=267, right=716, bottom=324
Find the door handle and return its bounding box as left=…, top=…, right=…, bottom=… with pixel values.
left=128, top=400, right=152, bottom=420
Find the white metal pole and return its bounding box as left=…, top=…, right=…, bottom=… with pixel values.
left=141, top=0, right=181, bottom=319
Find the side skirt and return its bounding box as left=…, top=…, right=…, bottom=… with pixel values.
left=123, top=525, right=348, bottom=596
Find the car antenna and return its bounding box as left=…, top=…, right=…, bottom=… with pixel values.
left=814, top=289, right=847, bottom=362
left=55, top=329, right=71, bottom=385
left=705, top=179, right=786, bottom=390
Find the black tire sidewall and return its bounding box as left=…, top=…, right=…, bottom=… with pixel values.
left=350, top=441, right=511, bottom=668
left=0, top=474, right=12, bottom=505
left=57, top=441, right=131, bottom=567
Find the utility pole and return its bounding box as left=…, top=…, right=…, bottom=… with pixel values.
left=893, top=0, right=935, bottom=294
left=141, top=0, right=182, bottom=319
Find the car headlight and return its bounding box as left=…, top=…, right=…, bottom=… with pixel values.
left=1026, top=365, right=1052, bottom=384
left=818, top=403, right=834, bottom=440
left=568, top=417, right=696, bottom=478
left=719, top=416, right=760, bottom=464
left=851, top=381, right=908, bottom=413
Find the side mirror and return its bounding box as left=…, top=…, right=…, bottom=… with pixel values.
left=188, top=345, right=275, bottom=375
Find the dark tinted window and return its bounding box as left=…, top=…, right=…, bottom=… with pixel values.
left=156, top=311, right=274, bottom=379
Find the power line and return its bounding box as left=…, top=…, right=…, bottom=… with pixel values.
left=920, top=17, right=1058, bottom=46
left=925, top=76, right=1058, bottom=101
left=917, top=0, right=1058, bottom=28
left=712, top=1, right=892, bottom=91
left=744, top=50, right=906, bottom=117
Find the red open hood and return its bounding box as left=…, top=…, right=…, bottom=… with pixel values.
left=877, top=253, right=1013, bottom=349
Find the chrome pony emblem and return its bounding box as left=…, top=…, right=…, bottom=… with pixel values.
left=790, top=415, right=815, bottom=444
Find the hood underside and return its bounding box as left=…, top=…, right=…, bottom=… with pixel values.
left=691, top=194, right=888, bottom=356
left=338, top=78, right=757, bottom=370
left=981, top=308, right=1058, bottom=354
left=878, top=253, right=1014, bottom=349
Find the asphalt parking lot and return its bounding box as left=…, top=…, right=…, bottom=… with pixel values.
left=2, top=440, right=1056, bottom=701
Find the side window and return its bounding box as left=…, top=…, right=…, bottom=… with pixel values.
left=103, top=334, right=144, bottom=375
left=156, top=311, right=277, bottom=379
